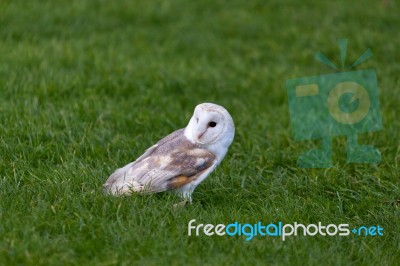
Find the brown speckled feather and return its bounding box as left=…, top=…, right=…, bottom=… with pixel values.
left=104, top=129, right=216, bottom=194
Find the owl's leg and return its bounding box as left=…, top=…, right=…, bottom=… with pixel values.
left=173, top=186, right=193, bottom=208
left=181, top=189, right=193, bottom=203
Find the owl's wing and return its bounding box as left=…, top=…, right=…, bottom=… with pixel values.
left=104, top=129, right=216, bottom=195
left=131, top=128, right=185, bottom=164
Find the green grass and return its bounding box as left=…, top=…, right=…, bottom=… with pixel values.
left=1, top=0, right=399, bottom=265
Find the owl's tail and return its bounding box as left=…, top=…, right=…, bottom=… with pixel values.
left=103, top=162, right=143, bottom=195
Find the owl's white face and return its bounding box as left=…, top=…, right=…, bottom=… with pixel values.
left=184, top=103, right=235, bottom=152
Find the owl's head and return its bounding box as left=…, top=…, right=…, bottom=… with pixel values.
left=184, top=103, right=235, bottom=149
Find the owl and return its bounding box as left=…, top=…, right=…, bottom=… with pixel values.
left=104, top=103, right=235, bottom=205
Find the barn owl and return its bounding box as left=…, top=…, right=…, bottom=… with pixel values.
left=104, top=103, right=235, bottom=205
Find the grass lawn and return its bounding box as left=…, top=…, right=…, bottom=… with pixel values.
left=0, top=0, right=399, bottom=265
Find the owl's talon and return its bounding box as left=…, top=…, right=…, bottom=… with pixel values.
left=173, top=200, right=189, bottom=208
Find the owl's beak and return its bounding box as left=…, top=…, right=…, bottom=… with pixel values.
left=197, top=131, right=206, bottom=140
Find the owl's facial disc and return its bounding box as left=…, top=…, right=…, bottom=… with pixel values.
left=192, top=108, right=226, bottom=145
left=184, top=103, right=235, bottom=151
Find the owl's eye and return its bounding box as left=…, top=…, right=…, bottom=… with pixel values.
left=208, top=121, right=217, bottom=127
